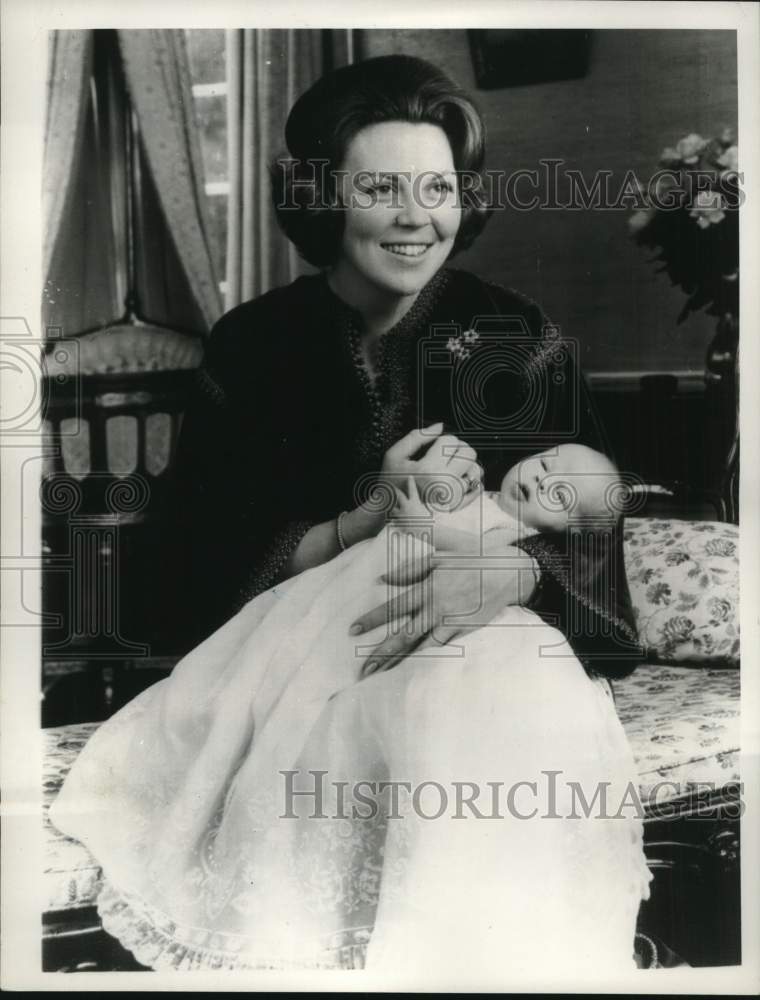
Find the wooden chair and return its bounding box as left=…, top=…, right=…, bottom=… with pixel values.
left=41, top=323, right=202, bottom=726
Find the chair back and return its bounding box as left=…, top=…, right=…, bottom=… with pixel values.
left=41, top=324, right=203, bottom=724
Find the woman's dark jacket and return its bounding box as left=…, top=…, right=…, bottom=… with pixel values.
left=172, top=267, right=643, bottom=678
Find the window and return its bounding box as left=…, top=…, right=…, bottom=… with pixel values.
left=185, top=30, right=229, bottom=300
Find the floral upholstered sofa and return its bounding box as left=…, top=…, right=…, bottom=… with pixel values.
left=620, top=516, right=739, bottom=805
left=41, top=515, right=741, bottom=971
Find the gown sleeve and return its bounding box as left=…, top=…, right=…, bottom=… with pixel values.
left=170, top=309, right=316, bottom=650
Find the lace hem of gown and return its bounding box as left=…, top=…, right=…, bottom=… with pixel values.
left=96, top=879, right=372, bottom=971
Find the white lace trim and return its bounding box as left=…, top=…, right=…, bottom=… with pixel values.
left=96, top=879, right=370, bottom=971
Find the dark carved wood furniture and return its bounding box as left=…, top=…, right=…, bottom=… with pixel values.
left=41, top=325, right=201, bottom=726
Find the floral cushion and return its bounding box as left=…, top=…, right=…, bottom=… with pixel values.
left=623, top=518, right=739, bottom=664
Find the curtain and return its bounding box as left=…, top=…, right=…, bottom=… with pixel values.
left=43, top=29, right=222, bottom=340
left=224, top=29, right=355, bottom=309
left=44, top=31, right=125, bottom=336
left=43, top=31, right=94, bottom=288
left=117, top=30, right=222, bottom=332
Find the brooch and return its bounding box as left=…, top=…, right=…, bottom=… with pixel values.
left=446, top=328, right=480, bottom=361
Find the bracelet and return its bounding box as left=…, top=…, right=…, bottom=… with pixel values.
left=336, top=510, right=350, bottom=551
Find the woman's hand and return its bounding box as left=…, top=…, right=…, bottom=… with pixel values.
left=350, top=539, right=540, bottom=678
left=380, top=422, right=482, bottom=509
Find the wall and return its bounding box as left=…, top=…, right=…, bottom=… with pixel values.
left=361, top=29, right=738, bottom=374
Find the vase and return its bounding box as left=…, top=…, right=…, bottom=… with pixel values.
left=704, top=312, right=739, bottom=522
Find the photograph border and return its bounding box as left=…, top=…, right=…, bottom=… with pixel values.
left=2, top=0, right=759, bottom=993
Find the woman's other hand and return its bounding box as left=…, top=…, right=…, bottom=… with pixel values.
left=391, top=475, right=430, bottom=521
left=350, top=537, right=540, bottom=678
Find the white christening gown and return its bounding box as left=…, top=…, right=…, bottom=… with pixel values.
left=49, top=492, right=651, bottom=975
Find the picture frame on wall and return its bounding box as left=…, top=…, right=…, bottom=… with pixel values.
left=468, top=28, right=593, bottom=89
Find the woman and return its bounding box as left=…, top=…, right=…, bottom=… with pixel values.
left=53, top=55, right=651, bottom=977
left=174, top=55, right=642, bottom=677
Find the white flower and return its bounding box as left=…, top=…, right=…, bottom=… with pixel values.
left=660, top=146, right=681, bottom=165
left=676, top=133, right=707, bottom=164
left=628, top=208, right=655, bottom=233
left=462, top=329, right=480, bottom=344
left=693, top=190, right=720, bottom=209
left=689, top=189, right=725, bottom=228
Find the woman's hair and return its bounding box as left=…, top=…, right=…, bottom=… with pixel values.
left=270, top=54, right=492, bottom=267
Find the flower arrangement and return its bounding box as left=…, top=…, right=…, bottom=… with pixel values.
left=628, top=129, right=739, bottom=323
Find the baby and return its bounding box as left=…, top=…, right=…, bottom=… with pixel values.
left=389, top=442, right=623, bottom=553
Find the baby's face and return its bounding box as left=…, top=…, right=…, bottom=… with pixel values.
left=499, top=444, right=617, bottom=531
